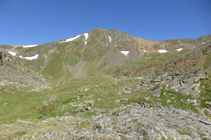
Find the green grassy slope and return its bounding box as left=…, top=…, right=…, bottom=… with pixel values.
left=2, top=72, right=211, bottom=125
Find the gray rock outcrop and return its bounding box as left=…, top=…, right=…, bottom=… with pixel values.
left=16, top=104, right=211, bottom=140
left=117, top=69, right=207, bottom=98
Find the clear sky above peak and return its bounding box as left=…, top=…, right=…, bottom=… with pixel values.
left=0, top=0, right=211, bottom=45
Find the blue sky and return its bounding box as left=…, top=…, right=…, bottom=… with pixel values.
left=0, top=0, right=211, bottom=45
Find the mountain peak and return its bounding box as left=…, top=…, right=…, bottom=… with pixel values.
left=0, top=29, right=211, bottom=81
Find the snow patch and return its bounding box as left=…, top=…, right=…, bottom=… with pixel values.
left=19, top=55, right=24, bottom=59
left=203, top=42, right=205, bottom=44
left=25, top=54, right=39, bottom=60
left=114, top=45, right=117, bottom=46
left=120, top=51, right=129, bottom=56
left=176, top=48, right=183, bottom=51
left=59, top=35, right=81, bottom=43
left=19, top=54, right=39, bottom=60
left=193, top=46, right=195, bottom=48
left=83, top=33, right=89, bottom=45
left=8, top=51, right=16, bottom=56
left=23, top=45, right=38, bottom=48
left=143, top=50, right=146, bottom=52
left=65, top=35, right=80, bottom=42
left=158, top=50, right=167, bottom=53
left=108, top=36, right=112, bottom=42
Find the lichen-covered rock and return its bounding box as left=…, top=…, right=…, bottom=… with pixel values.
left=116, top=86, right=132, bottom=95
left=74, top=100, right=94, bottom=114
left=15, top=105, right=211, bottom=140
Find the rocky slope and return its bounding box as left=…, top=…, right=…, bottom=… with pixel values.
left=2, top=104, right=211, bottom=140
left=117, top=69, right=207, bottom=98
left=0, top=49, right=47, bottom=90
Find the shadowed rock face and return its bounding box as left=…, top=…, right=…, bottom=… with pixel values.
left=0, top=52, right=2, bottom=60
left=0, top=52, right=3, bottom=66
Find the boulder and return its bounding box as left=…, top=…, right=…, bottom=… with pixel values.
left=187, top=99, right=197, bottom=105
left=205, top=101, right=211, bottom=105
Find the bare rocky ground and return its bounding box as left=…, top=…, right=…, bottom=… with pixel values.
left=1, top=104, right=211, bottom=140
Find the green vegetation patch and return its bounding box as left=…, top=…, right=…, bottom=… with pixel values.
left=65, top=57, right=79, bottom=67
left=0, top=75, right=140, bottom=124
left=204, top=54, right=211, bottom=69
left=160, top=90, right=199, bottom=113
left=0, top=86, right=47, bottom=125
left=126, top=87, right=200, bottom=114
left=199, top=71, right=211, bottom=116
left=0, top=72, right=209, bottom=126
left=25, top=47, right=37, bottom=53
left=5, top=131, right=27, bottom=140
left=42, top=44, right=66, bottom=81
left=15, top=46, right=24, bottom=51
left=0, top=45, right=13, bottom=49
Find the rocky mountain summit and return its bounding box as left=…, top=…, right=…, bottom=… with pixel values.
left=0, top=28, right=211, bottom=139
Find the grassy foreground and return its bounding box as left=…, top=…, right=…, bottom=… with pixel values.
left=1, top=72, right=210, bottom=126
